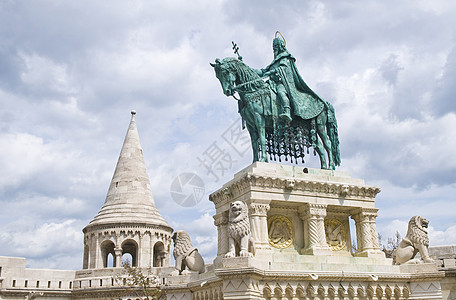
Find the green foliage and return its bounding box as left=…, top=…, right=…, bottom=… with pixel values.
left=113, top=261, right=165, bottom=300
left=383, top=231, right=401, bottom=260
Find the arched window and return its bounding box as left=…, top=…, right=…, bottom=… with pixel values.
left=121, top=240, right=138, bottom=267
left=153, top=241, right=165, bottom=267
left=121, top=253, right=133, bottom=265
left=100, top=240, right=115, bottom=268
left=107, top=253, right=114, bottom=267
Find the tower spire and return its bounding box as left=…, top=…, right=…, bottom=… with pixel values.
left=86, top=110, right=170, bottom=228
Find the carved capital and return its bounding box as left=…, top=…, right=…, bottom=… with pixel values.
left=213, top=212, right=228, bottom=227
left=249, top=203, right=270, bottom=216
left=114, top=246, right=123, bottom=256
left=299, top=203, right=327, bottom=219
left=351, top=208, right=378, bottom=223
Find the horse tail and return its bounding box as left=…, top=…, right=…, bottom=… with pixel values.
left=324, top=101, right=341, bottom=167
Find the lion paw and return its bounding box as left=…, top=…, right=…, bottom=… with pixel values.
left=423, top=257, right=434, bottom=264
left=239, top=250, right=252, bottom=257
left=224, top=251, right=235, bottom=258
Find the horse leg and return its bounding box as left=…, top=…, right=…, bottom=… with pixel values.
left=246, top=123, right=259, bottom=163
left=315, top=111, right=335, bottom=170
left=314, top=136, right=327, bottom=169
left=253, top=113, right=268, bottom=162
left=316, top=123, right=334, bottom=170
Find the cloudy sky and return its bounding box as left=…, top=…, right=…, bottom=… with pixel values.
left=1, top=0, right=455, bottom=270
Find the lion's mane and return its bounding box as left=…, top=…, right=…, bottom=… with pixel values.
left=228, top=201, right=251, bottom=240
left=406, top=216, right=429, bottom=247
left=173, top=230, right=194, bottom=259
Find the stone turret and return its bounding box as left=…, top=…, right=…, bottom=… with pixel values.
left=82, top=111, right=173, bottom=269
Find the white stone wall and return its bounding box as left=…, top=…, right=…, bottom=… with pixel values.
left=0, top=256, right=74, bottom=299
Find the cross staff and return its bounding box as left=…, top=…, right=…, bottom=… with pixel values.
left=232, top=41, right=242, bottom=60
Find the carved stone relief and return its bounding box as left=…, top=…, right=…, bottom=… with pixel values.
left=324, top=218, right=347, bottom=251
left=268, top=215, right=294, bottom=249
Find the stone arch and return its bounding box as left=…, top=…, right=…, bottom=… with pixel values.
left=402, top=285, right=410, bottom=298
left=375, top=285, right=384, bottom=299
left=121, top=239, right=138, bottom=266
left=263, top=284, right=272, bottom=300
left=153, top=241, right=165, bottom=267
left=357, top=284, right=366, bottom=298
left=295, top=284, right=306, bottom=300
left=317, top=284, right=326, bottom=299
left=306, top=284, right=315, bottom=298
left=367, top=285, right=375, bottom=299
left=327, top=284, right=336, bottom=298
left=285, top=284, right=294, bottom=300
left=100, top=240, right=116, bottom=268
left=347, top=285, right=356, bottom=299
left=274, top=284, right=283, bottom=299
left=385, top=284, right=392, bottom=299
left=394, top=285, right=402, bottom=299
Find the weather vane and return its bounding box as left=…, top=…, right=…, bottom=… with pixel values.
left=232, top=41, right=242, bottom=60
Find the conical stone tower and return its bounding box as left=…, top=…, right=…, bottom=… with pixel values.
left=82, top=111, right=173, bottom=269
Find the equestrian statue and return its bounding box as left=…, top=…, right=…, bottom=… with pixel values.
left=211, top=32, right=340, bottom=170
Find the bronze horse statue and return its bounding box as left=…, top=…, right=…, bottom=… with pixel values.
left=211, top=57, right=340, bottom=170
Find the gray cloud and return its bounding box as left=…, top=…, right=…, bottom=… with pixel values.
left=0, top=0, right=456, bottom=270
left=433, top=46, right=456, bottom=116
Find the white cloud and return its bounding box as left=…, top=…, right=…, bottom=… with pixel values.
left=429, top=224, right=456, bottom=246
left=170, top=212, right=218, bottom=262
left=19, top=52, right=73, bottom=94
left=0, top=220, right=82, bottom=259
left=377, top=219, right=456, bottom=249
left=0, top=133, right=60, bottom=192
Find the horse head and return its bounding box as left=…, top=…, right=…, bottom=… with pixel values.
left=211, top=58, right=237, bottom=97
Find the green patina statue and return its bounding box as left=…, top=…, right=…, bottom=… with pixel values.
left=211, top=33, right=340, bottom=170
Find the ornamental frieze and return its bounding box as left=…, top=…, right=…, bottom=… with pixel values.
left=209, top=174, right=381, bottom=206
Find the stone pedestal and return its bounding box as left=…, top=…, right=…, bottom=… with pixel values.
left=165, top=162, right=445, bottom=300
left=209, top=162, right=385, bottom=260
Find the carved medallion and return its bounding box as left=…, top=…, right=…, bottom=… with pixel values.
left=268, top=215, right=294, bottom=249
left=325, top=218, right=347, bottom=251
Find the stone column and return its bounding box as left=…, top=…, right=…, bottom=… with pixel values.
left=114, top=246, right=123, bottom=267
left=351, top=208, right=384, bottom=258
left=137, top=232, right=142, bottom=267
left=88, top=234, right=95, bottom=269
left=164, top=238, right=171, bottom=266
left=214, top=211, right=229, bottom=261
left=95, top=233, right=102, bottom=269
left=248, top=202, right=270, bottom=251
left=299, top=203, right=331, bottom=255
left=82, top=237, right=89, bottom=269
left=150, top=234, right=154, bottom=268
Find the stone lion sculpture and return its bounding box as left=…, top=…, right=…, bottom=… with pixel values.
left=172, top=230, right=205, bottom=274
left=395, top=216, right=434, bottom=265
left=225, top=200, right=255, bottom=258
